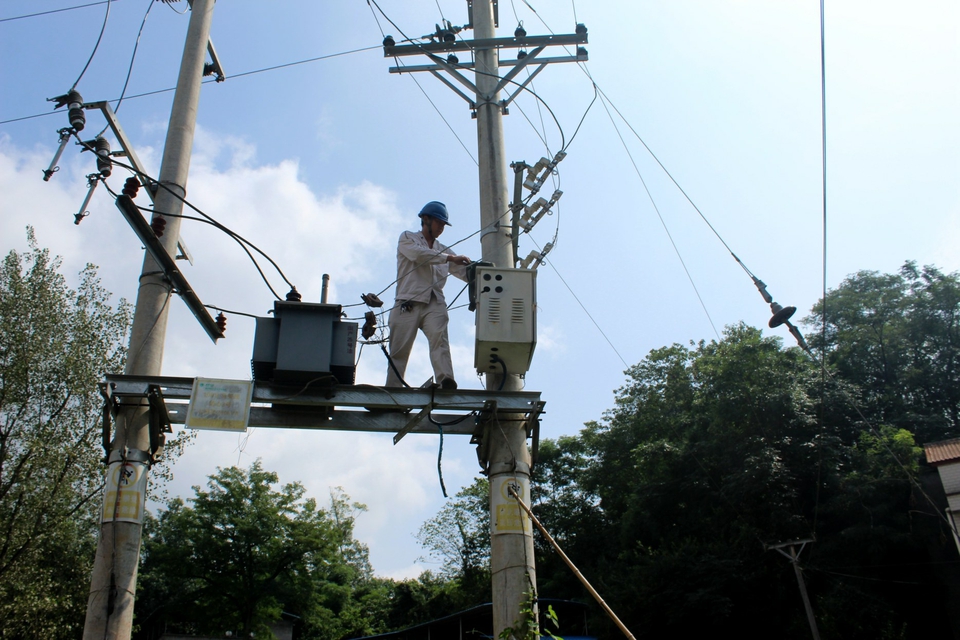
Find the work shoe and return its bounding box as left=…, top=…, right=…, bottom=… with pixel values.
left=440, top=378, right=458, bottom=390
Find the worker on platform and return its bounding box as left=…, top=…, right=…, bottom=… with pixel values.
left=386, top=201, right=471, bottom=389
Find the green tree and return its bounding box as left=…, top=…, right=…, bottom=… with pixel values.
left=137, top=462, right=375, bottom=639
left=0, top=231, right=132, bottom=638
left=805, top=261, right=960, bottom=443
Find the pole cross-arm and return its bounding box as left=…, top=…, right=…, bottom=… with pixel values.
left=492, top=45, right=546, bottom=95
left=429, top=70, right=476, bottom=108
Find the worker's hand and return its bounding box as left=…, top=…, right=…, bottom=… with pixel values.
left=447, top=254, right=471, bottom=266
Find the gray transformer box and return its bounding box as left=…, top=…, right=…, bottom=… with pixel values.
left=251, top=301, right=357, bottom=385
left=474, top=267, right=537, bottom=375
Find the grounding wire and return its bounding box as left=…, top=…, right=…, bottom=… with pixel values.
left=597, top=91, right=721, bottom=340
left=70, top=0, right=112, bottom=91
left=98, top=0, right=156, bottom=137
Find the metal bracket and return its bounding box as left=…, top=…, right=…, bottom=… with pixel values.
left=146, top=384, right=173, bottom=465
left=394, top=401, right=434, bottom=445
left=472, top=399, right=498, bottom=471
left=99, top=382, right=119, bottom=462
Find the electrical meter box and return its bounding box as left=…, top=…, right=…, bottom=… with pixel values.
left=473, top=266, right=537, bottom=375
left=251, top=301, right=357, bottom=385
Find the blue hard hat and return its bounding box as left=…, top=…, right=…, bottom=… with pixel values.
left=419, top=201, right=451, bottom=226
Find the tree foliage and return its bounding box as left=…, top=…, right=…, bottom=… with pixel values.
left=0, top=231, right=131, bottom=638
left=136, top=462, right=380, bottom=640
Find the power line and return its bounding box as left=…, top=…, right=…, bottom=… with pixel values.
left=0, top=0, right=120, bottom=24
left=0, top=45, right=381, bottom=126
left=597, top=91, right=721, bottom=340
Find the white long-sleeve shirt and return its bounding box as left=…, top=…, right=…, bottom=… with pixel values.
left=394, top=230, right=467, bottom=305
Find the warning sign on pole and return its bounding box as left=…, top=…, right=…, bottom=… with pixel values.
left=185, top=378, right=253, bottom=432
left=102, top=461, right=148, bottom=523
left=491, top=475, right=532, bottom=535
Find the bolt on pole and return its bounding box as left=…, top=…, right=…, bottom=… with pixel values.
left=83, top=0, right=216, bottom=637
left=472, top=1, right=538, bottom=637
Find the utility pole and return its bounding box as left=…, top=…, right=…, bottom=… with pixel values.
left=765, top=539, right=821, bottom=640
left=83, top=0, right=216, bottom=636
left=470, top=2, right=537, bottom=635
left=381, top=3, right=586, bottom=635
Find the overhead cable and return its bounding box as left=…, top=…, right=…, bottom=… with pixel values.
left=0, top=45, right=380, bottom=126
left=0, top=0, right=121, bottom=23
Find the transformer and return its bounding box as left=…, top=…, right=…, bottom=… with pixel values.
left=472, top=266, right=537, bottom=376
left=251, top=300, right=357, bottom=385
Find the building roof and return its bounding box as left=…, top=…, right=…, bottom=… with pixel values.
left=924, top=438, right=960, bottom=465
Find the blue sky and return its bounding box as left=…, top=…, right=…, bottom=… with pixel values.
left=1, top=0, right=958, bottom=578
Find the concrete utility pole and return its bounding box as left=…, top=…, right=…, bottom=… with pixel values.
left=83, top=0, right=216, bottom=636
left=471, top=1, right=538, bottom=636
left=381, top=3, right=585, bottom=636
left=766, top=539, right=821, bottom=640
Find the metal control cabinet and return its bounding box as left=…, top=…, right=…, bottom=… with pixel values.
left=252, top=301, right=357, bottom=385
left=474, top=267, right=537, bottom=375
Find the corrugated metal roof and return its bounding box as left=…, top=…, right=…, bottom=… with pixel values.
left=924, top=438, right=960, bottom=464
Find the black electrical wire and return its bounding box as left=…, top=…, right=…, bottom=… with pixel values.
left=100, top=177, right=285, bottom=299
left=70, top=0, right=112, bottom=91
left=84, top=145, right=299, bottom=291
left=381, top=343, right=411, bottom=388
left=98, top=0, right=156, bottom=135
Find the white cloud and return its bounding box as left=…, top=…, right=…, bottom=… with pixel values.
left=0, top=130, right=476, bottom=577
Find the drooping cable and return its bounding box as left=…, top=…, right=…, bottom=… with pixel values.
left=97, top=160, right=292, bottom=300
left=70, top=0, right=112, bottom=91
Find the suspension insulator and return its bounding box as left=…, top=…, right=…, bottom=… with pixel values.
left=151, top=215, right=166, bottom=237
left=447, top=54, right=459, bottom=64
left=515, top=25, right=527, bottom=38
left=94, top=136, right=111, bottom=177
left=122, top=177, right=140, bottom=198
left=215, top=312, right=227, bottom=334
left=383, top=35, right=395, bottom=47
left=67, top=90, right=85, bottom=132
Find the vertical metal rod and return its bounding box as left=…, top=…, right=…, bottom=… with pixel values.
left=83, top=1, right=216, bottom=637
left=321, top=273, right=330, bottom=303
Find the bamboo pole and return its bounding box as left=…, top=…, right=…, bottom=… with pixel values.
left=508, top=487, right=637, bottom=640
